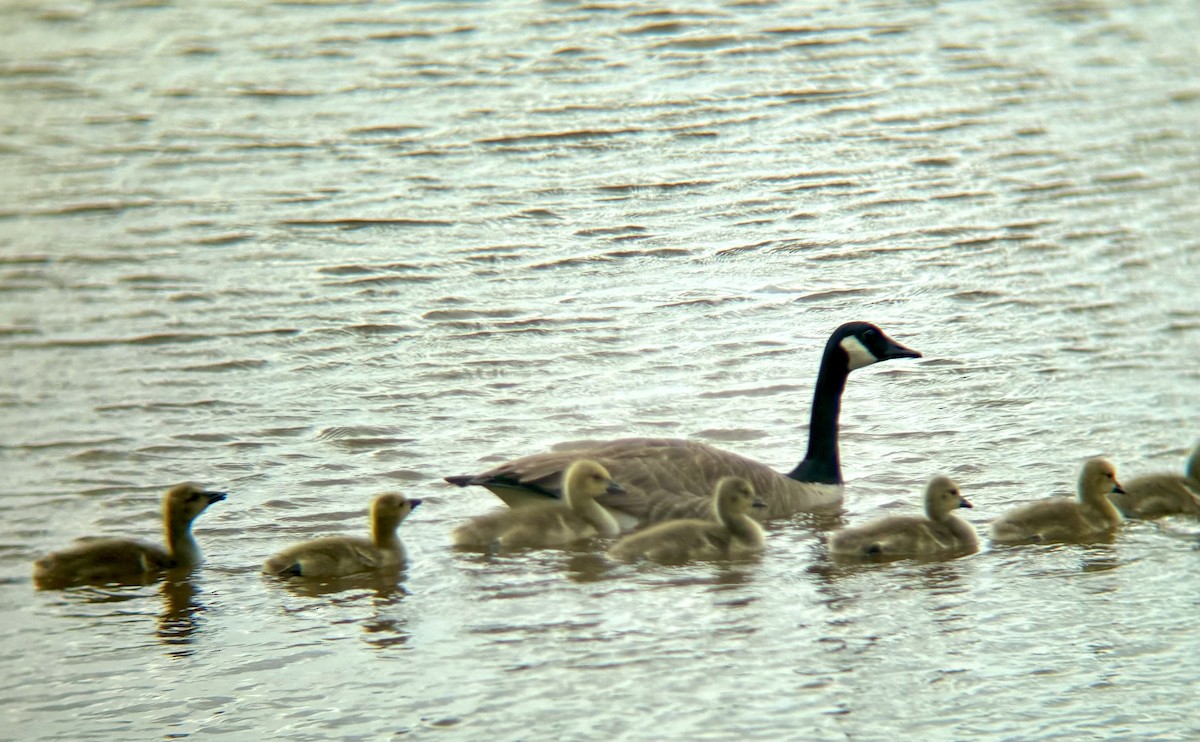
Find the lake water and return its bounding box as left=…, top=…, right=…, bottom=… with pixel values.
left=2, top=0, right=1198, bottom=739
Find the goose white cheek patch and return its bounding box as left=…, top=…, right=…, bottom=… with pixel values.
left=840, top=336, right=878, bottom=371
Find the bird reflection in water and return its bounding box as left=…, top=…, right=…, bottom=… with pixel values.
left=268, top=567, right=412, bottom=651
left=157, top=571, right=205, bottom=657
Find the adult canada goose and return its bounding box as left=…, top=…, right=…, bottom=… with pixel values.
left=1109, top=442, right=1200, bottom=518
left=263, top=493, right=420, bottom=578
left=452, top=459, right=625, bottom=550
left=608, top=476, right=766, bottom=564
left=990, top=458, right=1125, bottom=544
left=828, top=476, right=977, bottom=559
left=32, top=483, right=227, bottom=590
left=445, top=321, right=920, bottom=528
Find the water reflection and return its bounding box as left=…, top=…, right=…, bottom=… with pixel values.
left=156, top=573, right=204, bottom=657
left=263, top=568, right=412, bottom=651
left=266, top=566, right=410, bottom=601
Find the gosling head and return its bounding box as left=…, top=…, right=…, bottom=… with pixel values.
left=1079, top=458, right=1124, bottom=503
left=713, top=476, right=763, bottom=517
left=371, top=492, right=421, bottom=529
left=924, top=476, right=972, bottom=519
left=164, top=483, right=227, bottom=524
left=832, top=321, right=922, bottom=372
left=563, top=459, right=625, bottom=501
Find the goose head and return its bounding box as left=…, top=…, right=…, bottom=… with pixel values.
left=832, top=321, right=922, bottom=372
left=563, top=459, right=624, bottom=503
left=713, top=476, right=763, bottom=518
left=371, top=492, right=421, bottom=531
left=164, top=483, right=227, bottom=525
left=924, top=476, right=972, bottom=520
left=1078, top=458, right=1124, bottom=504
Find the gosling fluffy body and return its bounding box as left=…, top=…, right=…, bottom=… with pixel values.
left=33, top=483, right=227, bottom=589
left=990, top=458, right=1125, bottom=543
left=1110, top=442, right=1200, bottom=518
left=829, top=476, right=977, bottom=559
left=607, top=476, right=766, bottom=564
left=263, top=493, right=420, bottom=578
left=452, top=460, right=625, bottom=550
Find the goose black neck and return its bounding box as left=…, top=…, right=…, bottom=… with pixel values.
left=786, top=345, right=848, bottom=485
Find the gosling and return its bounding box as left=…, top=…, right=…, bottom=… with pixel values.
left=451, top=459, right=624, bottom=550
left=829, top=476, right=978, bottom=559
left=263, top=493, right=420, bottom=578
left=1109, top=442, right=1200, bottom=518
left=990, top=458, right=1125, bottom=544
left=607, top=476, right=766, bottom=564
left=33, top=483, right=227, bottom=589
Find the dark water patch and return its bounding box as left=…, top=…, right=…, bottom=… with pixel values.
left=768, top=87, right=874, bottom=104
left=422, top=308, right=525, bottom=321
left=509, top=208, right=562, bottom=220
left=117, top=273, right=196, bottom=286
left=318, top=261, right=437, bottom=276
left=11, top=327, right=298, bottom=350
left=95, top=399, right=249, bottom=412
left=949, top=290, right=1005, bottom=302
left=6, top=437, right=131, bottom=452
left=318, top=426, right=404, bottom=441
left=347, top=124, right=426, bottom=137
left=657, top=296, right=751, bottom=309
left=780, top=179, right=858, bottom=193
left=234, top=87, right=322, bottom=98
left=791, top=288, right=873, bottom=303
left=323, top=437, right=415, bottom=452
left=913, top=157, right=957, bottom=168
left=380, top=469, right=426, bottom=482
left=326, top=273, right=443, bottom=287
left=478, top=128, right=637, bottom=146
left=596, top=179, right=718, bottom=194
left=603, top=247, right=692, bottom=260
left=575, top=225, right=649, bottom=238
left=182, top=359, right=269, bottom=373
left=189, top=232, right=255, bottom=246
left=283, top=218, right=454, bottom=230
left=931, top=190, right=991, bottom=202
left=650, top=34, right=746, bottom=51
left=529, top=254, right=618, bottom=270
left=623, top=20, right=689, bottom=36
left=0, top=200, right=156, bottom=219
left=171, top=432, right=236, bottom=443
left=714, top=240, right=777, bottom=256
left=699, top=384, right=805, bottom=399
left=338, top=324, right=416, bottom=336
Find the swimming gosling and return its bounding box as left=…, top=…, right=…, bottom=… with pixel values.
left=990, top=458, right=1125, bottom=544
left=829, top=476, right=978, bottom=559
left=32, top=483, right=227, bottom=589
left=607, top=476, right=766, bottom=564
left=451, top=459, right=625, bottom=550
left=1109, top=441, right=1200, bottom=518
left=263, top=493, right=420, bottom=578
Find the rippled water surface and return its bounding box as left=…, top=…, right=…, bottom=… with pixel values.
left=2, top=0, right=1199, bottom=739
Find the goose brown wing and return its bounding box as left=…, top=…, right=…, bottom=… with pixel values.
left=447, top=437, right=796, bottom=523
